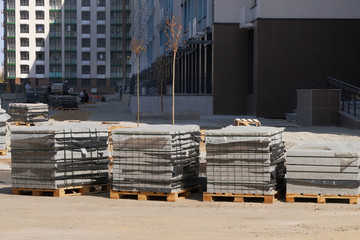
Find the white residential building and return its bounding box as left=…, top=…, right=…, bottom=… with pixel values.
left=3, top=0, right=131, bottom=94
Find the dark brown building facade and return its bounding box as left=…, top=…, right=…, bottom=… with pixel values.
left=212, top=19, right=360, bottom=118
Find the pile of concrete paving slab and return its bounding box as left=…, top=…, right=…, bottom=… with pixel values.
left=205, top=126, right=286, bottom=194
left=48, top=95, right=78, bottom=109
left=286, top=142, right=360, bottom=195
left=112, top=125, right=200, bottom=193
left=8, top=103, right=49, bottom=123
left=11, top=123, right=109, bottom=189
left=0, top=108, right=10, bottom=150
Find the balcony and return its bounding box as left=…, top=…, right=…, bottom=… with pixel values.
left=6, top=4, right=15, bottom=10
left=49, top=4, right=62, bottom=10
left=65, top=59, right=77, bottom=64
left=7, top=31, right=16, bottom=37
left=65, top=72, right=77, bottom=78
left=7, top=45, right=16, bottom=50
left=7, top=72, right=16, bottom=78
left=7, top=58, right=16, bottom=64
left=49, top=72, right=62, bottom=78
left=6, top=17, right=15, bottom=23
left=111, top=73, right=122, bottom=78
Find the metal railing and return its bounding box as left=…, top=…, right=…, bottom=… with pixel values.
left=286, top=76, right=360, bottom=117
left=326, top=76, right=360, bottom=117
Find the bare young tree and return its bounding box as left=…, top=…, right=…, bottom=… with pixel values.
left=131, top=38, right=146, bottom=127
left=165, top=16, right=182, bottom=125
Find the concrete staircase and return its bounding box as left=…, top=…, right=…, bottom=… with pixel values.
left=285, top=109, right=297, bottom=123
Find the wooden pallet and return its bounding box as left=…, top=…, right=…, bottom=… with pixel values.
left=14, top=121, right=35, bottom=126
left=110, top=185, right=202, bottom=202
left=234, top=118, right=261, bottom=127
left=59, top=107, right=79, bottom=111
left=286, top=193, right=358, bottom=204
left=0, top=149, right=8, bottom=156
left=203, top=192, right=277, bottom=204
left=12, top=184, right=110, bottom=197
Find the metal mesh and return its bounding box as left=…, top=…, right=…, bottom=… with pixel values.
left=11, top=128, right=109, bottom=189
left=8, top=103, right=49, bottom=122
left=112, top=125, right=200, bottom=193
left=205, top=126, right=285, bottom=195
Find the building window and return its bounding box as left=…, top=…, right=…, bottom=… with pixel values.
left=97, top=0, right=106, bottom=7
left=36, top=65, right=45, bottom=74
left=36, top=0, right=44, bottom=6
left=20, top=0, right=29, bottom=6
left=97, top=11, right=106, bottom=21
left=82, top=0, right=90, bottom=7
left=82, top=52, right=91, bottom=61
left=65, top=52, right=77, bottom=64
left=36, top=38, right=45, bottom=47
left=50, top=0, right=62, bottom=10
left=7, top=52, right=16, bottom=64
left=6, top=25, right=15, bottom=36
left=82, top=65, right=91, bottom=74
left=20, top=38, right=29, bottom=46
left=66, top=80, right=77, bottom=87
left=65, top=11, right=77, bottom=24
left=82, top=11, right=90, bottom=20
left=20, top=24, right=29, bottom=33
left=50, top=39, right=61, bottom=51
left=50, top=11, right=61, bottom=23
left=20, top=11, right=29, bottom=20
left=82, top=38, right=91, bottom=48
left=97, top=66, right=106, bottom=75
left=65, top=25, right=76, bottom=37
left=36, top=51, right=45, bottom=61
left=64, top=0, right=77, bottom=10
left=97, top=52, right=105, bottom=61
left=82, top=79, right=90, bottom=86
left=97, top=25, right=106, bottom=34
left=20, top=51, right=29, bottom=60
left=21, top=65, right=29, bottom=74
left=82, top=25, right=90, bottom=34
left=36, top=11, right=44, bottom=20
left=7, top=65, right=16, bottom=77
left=97, top=79, right=106, bottom=87
left=36, top=24, right=45, bottom=33
left=7, top=39, right=16, bottom=50
left=65, top=38, right=77, bottom=51
left=110, top=79, right=118, bottom=87
left=50, top=52, right=61, bottom=64
left=97, top=38, right=106, bottom=48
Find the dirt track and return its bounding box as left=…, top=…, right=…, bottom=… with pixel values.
left=0, top=185, right=359, bottom=240
left=2, top=102, right=360, bottom=239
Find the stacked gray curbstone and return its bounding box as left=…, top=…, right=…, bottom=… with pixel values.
left=112, top=125, right=200, bottom=193
left=286, top=142, right=360, bottom=195
left=11, top=123, right=109, bottom=189
left=8, top=103, right=49, bottom=123
left=205, top=126, right=286, bottom=195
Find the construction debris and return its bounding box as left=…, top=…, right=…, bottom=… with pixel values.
left=111, top=125, right=200, bottom=193
left=286, top=142, right=360, bottom=196
left=205, top=126, right=286, bottom=195
left=11, top=123, right=109, bottom=189
left=8, top=103, right=49, bottom=123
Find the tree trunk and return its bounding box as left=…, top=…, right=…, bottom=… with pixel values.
left=161, top=78, right=163, bottom=112
left=172, top=51, right=176, bottom=125
left=137, top=56, right=140, bottom=127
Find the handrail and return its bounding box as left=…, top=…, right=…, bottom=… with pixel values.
left=325, top=76, right=360, bottom=117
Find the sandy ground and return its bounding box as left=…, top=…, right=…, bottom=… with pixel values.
left=1, top=100, right=360, bottom=239
left=0, top=185, right=359, bottom=240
